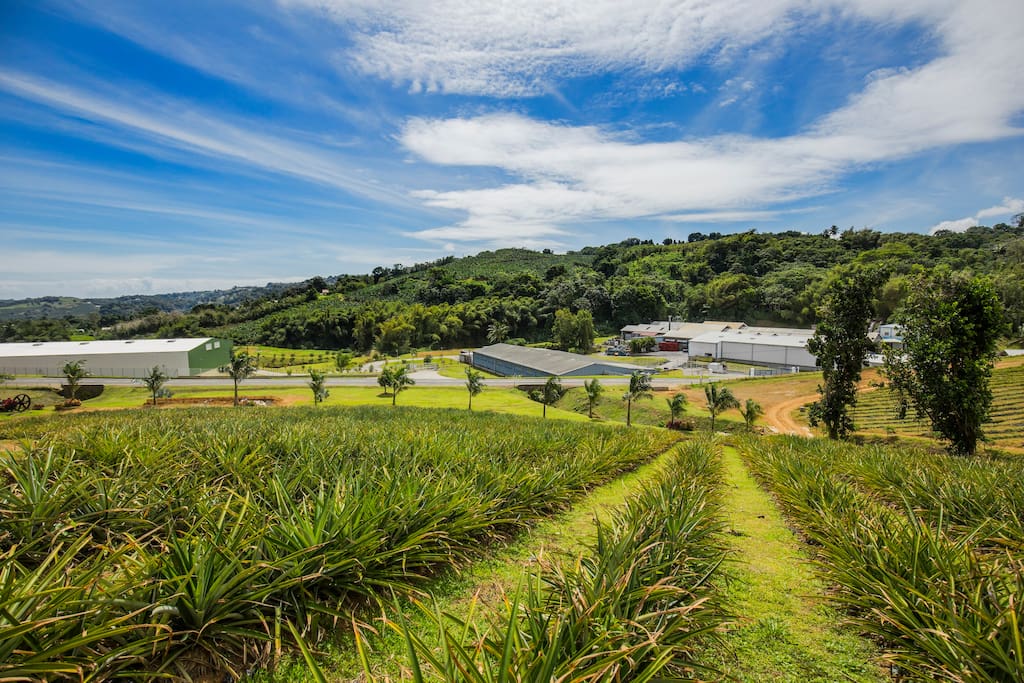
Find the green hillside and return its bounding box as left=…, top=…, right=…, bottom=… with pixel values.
left=3, top=224, right=1023, bottom=351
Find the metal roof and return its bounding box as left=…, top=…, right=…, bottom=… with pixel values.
left=0, top=338, right=217, bottom=358
left=662, top=322, right=741, bottom=340
left=622, top=320, right=745, bottom=337
left=475, top=343, right=645, bottom=375
left=688, top=327, right=814, bottom=349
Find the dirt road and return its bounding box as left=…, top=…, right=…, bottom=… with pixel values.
left=763, top=393, right=817, bottom=436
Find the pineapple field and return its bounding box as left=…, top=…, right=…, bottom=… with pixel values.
left=2, top=398, right=1022, bottom=681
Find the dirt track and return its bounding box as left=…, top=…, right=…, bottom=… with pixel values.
left=763, top=393, right=817, bottom=436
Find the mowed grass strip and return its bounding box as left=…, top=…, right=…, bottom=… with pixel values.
left=710, top=443, right=886, bottom=682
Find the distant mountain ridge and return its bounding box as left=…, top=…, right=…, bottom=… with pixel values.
left=0, top=283, right=302, bottom=322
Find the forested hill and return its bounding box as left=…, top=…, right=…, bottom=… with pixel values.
left=3, top=224, right=1023, bottom=350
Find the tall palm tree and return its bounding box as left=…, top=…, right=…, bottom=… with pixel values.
left=583, top=378, right=603, bottom=419
left=622, top=371, right=653, bottom=427
left=465, top=368, right=484, bottom=410
left=531, top=375, right=564, bottom=418
left=704, top=383, right=739, bottom=432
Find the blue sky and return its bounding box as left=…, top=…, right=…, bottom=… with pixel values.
left=2, top=0, right=1022, bottom=298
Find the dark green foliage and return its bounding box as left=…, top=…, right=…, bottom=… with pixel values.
left=551, top=308, right=595, bottom=352
left=807, top=267, right=880, bottom=439
left=886, top=270, right=1007, bottom=456
left=9, top=226, right=1024, bottom=353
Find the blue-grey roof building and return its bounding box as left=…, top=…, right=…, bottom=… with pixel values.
left=471, top=344, right=646, bottom=377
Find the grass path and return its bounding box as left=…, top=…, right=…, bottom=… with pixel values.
left=711, top=444, right=887, bottom=682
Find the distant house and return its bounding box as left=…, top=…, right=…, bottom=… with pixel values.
left=470, top=343, right=646, bottom=377
left=0, top=338, right=232, bottom=378
left=688, top=326, right=817, bottom=370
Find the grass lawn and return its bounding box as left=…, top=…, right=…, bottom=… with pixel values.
left=2, top=384, right=590, bottom=423
left=710, top=444, right=887, bottom=682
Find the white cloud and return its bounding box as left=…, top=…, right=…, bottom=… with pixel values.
left=929, top=217, right=978, bottom=234
left=929, top=196, right=1024, bottom=234
left=388, top=1, right=1024, bottom=245
left=976, top=197, right=1024, bottom=219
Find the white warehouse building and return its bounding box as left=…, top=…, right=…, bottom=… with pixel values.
left=0, top=338, right=232, bottom=378
left=688, top=327, right=817, bottom=370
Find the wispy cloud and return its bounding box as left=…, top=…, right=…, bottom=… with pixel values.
left=0, top=70, right=416, bottom=207
left=929, top=197, right=1024, bottom=234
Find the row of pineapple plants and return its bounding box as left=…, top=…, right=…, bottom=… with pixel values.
left=388, top=438, right=729, bottom=681
left=741, top=435, right=1023, bottom=681
left=0, top=407, right=677, bottom=680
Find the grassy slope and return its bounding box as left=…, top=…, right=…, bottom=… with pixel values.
left=712, top=445, right=887, bottom=682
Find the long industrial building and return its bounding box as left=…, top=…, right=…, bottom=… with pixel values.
left=471, top=343, right=646, bottom=377
left=687, top=327, right=817, bottom=370
left=0, top=338, right=232, bottom=378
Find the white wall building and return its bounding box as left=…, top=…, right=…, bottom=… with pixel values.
left=688, top=326, right=817, bottom=370
left=0, top=338, right=232, bottom=378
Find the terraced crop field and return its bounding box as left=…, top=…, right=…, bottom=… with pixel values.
left=850, top=361, right=1024, bottom=450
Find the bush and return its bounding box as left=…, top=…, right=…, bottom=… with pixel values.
left=666, top=418, right=696, bottom=431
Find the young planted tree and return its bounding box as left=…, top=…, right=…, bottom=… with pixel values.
left=378, top=365, right=395, bottom=394
left=583, top=378, right=603, bottom=419
left=886, top=270, right=1007, bottom=456
left=62, top=360, right=89, bottom=403
left=142, top=365, right=169, bottom=407
left=739, top=398, right=764, bottom=432
left=388, top=365, right=415, bottom=406
left=529, top=376, right=564, bottom=418
left=226, top=351, right=257, bottom=407
left=806, top=268, right=880, bottom=439
left=308, top=369, right=329, bottom=405
left=704, top=383, right=739, bottom=432
left=335, top=351, right=352, bottom=373
left=465, top=368, right=484, bottom=410
left=622, top=371, right=653, bottom=427
left=666, top=393, right=688, bottom=424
